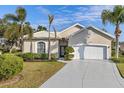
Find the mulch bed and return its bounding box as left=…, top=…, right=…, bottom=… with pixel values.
left=0, top=75, right=23, bottom=87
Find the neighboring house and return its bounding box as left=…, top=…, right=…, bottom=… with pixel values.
left=120, top=42, right=124, bottom=52
left=0, top=37, right=5, bottom=45
left=0, top=33, right=5, bottom=45
left=23, top=23, right=114, bottom=60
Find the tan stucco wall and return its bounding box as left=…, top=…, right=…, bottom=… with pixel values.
left=59, top=25, right=82, bottom=38
left=23, top=40, right=59, bottom=57
left=23, top=41, right=36, bottom=53
left=23, top=25, right=113, bottom=59
left=68, top=29, right=88, bottom=46
left=68, top=29, right=113, bottom=59
left=87, top=30, right=112, bottom=58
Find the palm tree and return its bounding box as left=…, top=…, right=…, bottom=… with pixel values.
left=23, top=22, right=33, bottom=53
left=4, top=22, right=20, bottom=52
left=101, top=5, right=124, bottom=58
left=0, top=18, right=7, bottom=37
left=37, top=25, right=47, bottom=31
left=48, top=15, right=54, bottom=60
left=4, top=7, right=27, bottom=51
left=53, top=26, right=57, bottom=40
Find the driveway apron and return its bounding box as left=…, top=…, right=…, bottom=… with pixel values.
left=41, top=60, right=123, bottom=88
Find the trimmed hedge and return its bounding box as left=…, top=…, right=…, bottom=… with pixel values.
left=64, top=46, right=74, bottom=60
left=111, top=57, right=120, bottom=63
left=111, top=57, right=124, bottom=63
left=64, top=54, right=74, bottom=61
left=0, top=53, right=23, bottom=80
left=17, top=53, right=57, bottom=61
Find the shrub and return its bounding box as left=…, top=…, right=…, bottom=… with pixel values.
left=65, top=46, right=74, bottom=54
left=41, top=53, right=48, bottom=59
left=17, top=53, right=58, bottom=61
left=111, top=57, right=120, bottom=63
left=21, top=53, right=34, bottom=61
left=11, top=48, right=18, bottom=53
left=64, top=54, right=74, bottom=61
left=0, top=53, right=23, bottom=80
left=64, top=46, right=74, bottom=60
left=112, top=49, right=115, bottom=57
left=17, top=53, right=49, bottom=61
left=51, top=54, right=57, bottom=61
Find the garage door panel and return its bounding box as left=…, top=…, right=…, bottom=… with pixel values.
left=84, top=46, right=105, bottom=59
left=73, top=45, right=107, bottom=60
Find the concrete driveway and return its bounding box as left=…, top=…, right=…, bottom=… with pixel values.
left=41, top=60, right=124, bottom=88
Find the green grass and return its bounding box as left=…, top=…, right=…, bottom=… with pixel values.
left=111, top=55, right=124, bottom=63
left=111, top=54, right=124, bottom=78
left=0, top=62, right=65, bottom=88
left=117, top=63, right=124, bottom=78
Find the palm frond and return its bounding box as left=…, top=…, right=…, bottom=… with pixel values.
left=23, top=23, right=33, bottom=40
left=4, top=14, right=18, bottom=22
left=101, top=10, right=113, bottom=25
left=48, top=15, right=54, bottom=25
left=118, top=10, right=124, bottom=23
left=16, top=7, right=27, bottom=22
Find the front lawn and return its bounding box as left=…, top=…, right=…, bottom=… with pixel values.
left=111, top=55, right=124, bottom=78
left=0, top=62, right=65, bottom=88
left=117, top=63, right=124, bottom=78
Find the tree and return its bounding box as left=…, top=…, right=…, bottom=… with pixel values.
left=48, top=15, right=54, bottom=60
left=23, top=22, right=33, bottom=53
left=4, top=7, right=27, bottom=51
left=53, top=26, right=57, bottom=40
left=0, top=18, right=7, bottom=37
left=37, top=25, right=47, bottom=31
left=4, top=22, right=20, bottom=52
left=101, top=5, right=124, bottom=58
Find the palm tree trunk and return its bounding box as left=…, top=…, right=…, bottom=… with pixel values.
left=19, top=22, right=24, bottom=52
left=9, top=42, right=15, bottom=53
left=30, top=40, right=33, bottom=61
left=48, top=25, right=51, bottom=60
left=115, top=24, right=120, bottom=58
left=115, top=36, right=119, bottom=58
left=30, top=40, right=33, bottom=53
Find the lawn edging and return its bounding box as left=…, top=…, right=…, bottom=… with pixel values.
left=112, top=62, right=124, bottom=87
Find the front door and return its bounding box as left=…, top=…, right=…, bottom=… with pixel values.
left=60, top=46, right=66, bottom=57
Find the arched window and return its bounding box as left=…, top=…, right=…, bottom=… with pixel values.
left=37, top=42, right=45, bottom=53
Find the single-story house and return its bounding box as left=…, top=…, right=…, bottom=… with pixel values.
left=23, top=23, right=114, bottom=60
left=120, top=42, right=124, bottom=52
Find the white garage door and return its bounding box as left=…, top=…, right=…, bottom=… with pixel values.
left=73, top=45, right=107, bottom=60
left=84, top=46, right=107, bottom=59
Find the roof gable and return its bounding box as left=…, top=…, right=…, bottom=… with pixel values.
left=87, top=26, right=114, bottom=39
left=60, top=23, right=85, bottom=33
left=59, top=23, right=85, bottom=38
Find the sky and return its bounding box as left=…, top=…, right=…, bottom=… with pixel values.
left=0, top=5, right=124, bottom=41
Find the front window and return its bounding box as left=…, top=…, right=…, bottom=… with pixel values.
left=37, top=42, right=45, bottom=53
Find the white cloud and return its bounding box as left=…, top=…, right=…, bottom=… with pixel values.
left=53, top=15, right=72, bottom=26
left=72, top=5, right=114, bottom=21
left=36, top=6, right=51, bottom=15
left=61, top=9, right=72, bottom=13
left=35, top=6, right=115, bottom=29
left=50, top=6, right=115, bottom=26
